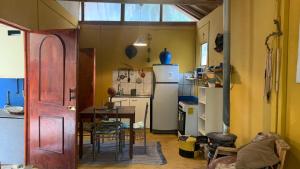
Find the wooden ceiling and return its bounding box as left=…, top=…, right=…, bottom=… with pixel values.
left=62, top=0, right=223, bottom=20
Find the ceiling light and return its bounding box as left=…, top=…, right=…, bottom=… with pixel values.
left=133, top=36, right=147, bottom=47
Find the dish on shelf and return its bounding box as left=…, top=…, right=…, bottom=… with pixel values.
left=5, top=106, right=24, bottom=115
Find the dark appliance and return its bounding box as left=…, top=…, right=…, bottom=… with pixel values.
left=178, top=104, right=186, bottom=135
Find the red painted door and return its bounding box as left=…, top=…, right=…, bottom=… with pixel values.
left=27, top=30, right=78, bottom=169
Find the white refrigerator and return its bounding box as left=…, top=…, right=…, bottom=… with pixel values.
left=152, top=64, right=179, bottom=133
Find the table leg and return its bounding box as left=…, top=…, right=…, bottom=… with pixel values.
left=90, top=117, right=93, bottom=144
left=79, top=119, right=83, bottom=159
left=129, top=117, right=134, bottom=159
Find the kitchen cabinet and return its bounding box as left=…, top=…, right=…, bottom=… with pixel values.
left=0, top=110, right=24, bottom=164
left=111, top=97, right=151, bottom=128
left=129, top=98, right=150, bottom=128
left=111, top=97, right=130, bottom=106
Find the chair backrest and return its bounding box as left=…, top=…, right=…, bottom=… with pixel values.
left=143, top=103, right=149, bottom=129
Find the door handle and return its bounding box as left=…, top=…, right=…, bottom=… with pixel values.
left=69, top=88, right=76, bottom=101
left=67, top=106, right=76, bottom=111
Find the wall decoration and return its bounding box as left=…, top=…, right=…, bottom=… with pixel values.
left=125, top=45, right=137, bottom=59
left=214, top=33, right=223, bottom=53
left=297, top=24, right=300, bottom=83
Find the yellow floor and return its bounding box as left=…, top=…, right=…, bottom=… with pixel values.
left=78, top=132, right=207, bottom=169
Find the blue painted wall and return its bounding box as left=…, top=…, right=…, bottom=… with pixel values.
left=0, top=78, right=24, bottom=108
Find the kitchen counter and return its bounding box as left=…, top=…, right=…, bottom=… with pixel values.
left=113, top=95, right=152, bottom=98
left=0, top=109, right=24, bottom=119
left=0, top=109, right=24, bottom=164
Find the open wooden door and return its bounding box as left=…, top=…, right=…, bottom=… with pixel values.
left=26, top=30, right=78, bottom=169
left=78, top=48, right=96, bottom=113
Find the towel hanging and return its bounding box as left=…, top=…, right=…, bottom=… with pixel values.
left=264, top=49, right=273, bottom=102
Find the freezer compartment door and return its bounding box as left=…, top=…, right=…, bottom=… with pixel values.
left=153, top=65, right=179, bottom=83
left=152, top=83, right=178, bottom=131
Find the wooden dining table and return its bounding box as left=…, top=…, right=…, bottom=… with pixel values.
left=78, top=106, right=135, bottom=159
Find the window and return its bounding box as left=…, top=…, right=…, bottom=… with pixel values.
left=163, top=5, right=196, bottom=22
left=201, top=43, right=208, bottom=66
left=81, top=3, right=198, bottom=23
left=125, top=4, right=160, bottom=22
left=84, top=2, right=121, bottom=21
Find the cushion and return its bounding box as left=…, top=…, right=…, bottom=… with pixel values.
left=236, top=137, right=279, bottom=169
left=208, top=156, right=237, bottom=169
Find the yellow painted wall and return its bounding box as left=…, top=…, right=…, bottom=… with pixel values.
left=0, top=0, right=77, bottom=30
left=230, top=0, right=278, bottom=145
left=196, top=5, right=223, bottom=67
left=79, top=24, right=196, bottom=105
left=230, top=0, right=300, bottom=167
left=284, top=0, right=300, bottom=167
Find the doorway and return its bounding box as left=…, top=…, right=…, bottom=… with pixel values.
left=0, top=21, right=26, bottom=165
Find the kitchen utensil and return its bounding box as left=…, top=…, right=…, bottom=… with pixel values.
left=136, top=77, right=142, bottom=84
left=120, top=73, right=126, bottom=80
left=117, top=70, right=120, bottom=81
left=140, top=69, right=145, bottom=78
left=128, top=69, right=131, bottom=82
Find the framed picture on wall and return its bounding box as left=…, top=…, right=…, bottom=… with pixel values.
left=297, top=24, right=300, bottom=83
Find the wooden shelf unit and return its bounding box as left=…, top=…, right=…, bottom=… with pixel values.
left=197, top=87, right=223, bottom=135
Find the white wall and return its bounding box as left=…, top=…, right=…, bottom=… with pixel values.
left=0, top=23, right=24, bottom=78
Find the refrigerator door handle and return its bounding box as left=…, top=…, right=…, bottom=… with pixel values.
left=153, top=71, right=156, bottom=98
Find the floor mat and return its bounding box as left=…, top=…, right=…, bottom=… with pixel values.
left=79, top=141, right=167, bottom=165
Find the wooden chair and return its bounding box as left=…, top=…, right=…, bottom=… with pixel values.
left=91, top=107, right=123, bottom=161
left=211, top=137, right=290, bottom=169
left=121, top=103, right=149, bottom=153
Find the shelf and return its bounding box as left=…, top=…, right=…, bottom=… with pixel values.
left=198, top=114, right=206, bottom=121
left=198, top=129, right=206, bottom=135
left=199, top=100, right=206, bottom=104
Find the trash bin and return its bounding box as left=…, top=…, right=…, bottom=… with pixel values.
left=179, top=136, right=198, bottom=158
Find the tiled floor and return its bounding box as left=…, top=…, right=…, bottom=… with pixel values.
left=78, top=132, right=207, bottom=169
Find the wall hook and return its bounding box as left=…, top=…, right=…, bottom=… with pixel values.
left=265, top=20, right=283, bottom=52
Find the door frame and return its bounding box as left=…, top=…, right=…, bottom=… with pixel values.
left=0, top=18, right=30, bottom=165
left=0, top=18, right=80, bottom=167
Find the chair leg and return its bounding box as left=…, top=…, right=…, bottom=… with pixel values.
left=115, top=134, right=119, bottom=161
left=90, top=131, right=93, bottom=144
left=123, top=131, right=126, bottom=148
left=97, top=136, right=101, bottom=153
left=92, top=134, right=96, bottom=160
left=144, top=129, right=147, bottom=154
left=119, top=132, right=123, bottom=153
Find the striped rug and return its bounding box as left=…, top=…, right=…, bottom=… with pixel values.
left=79, top=141, right=167, bottom=165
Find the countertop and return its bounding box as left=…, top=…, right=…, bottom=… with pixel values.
left=0, top=109, right=24, bottom=119
left=113, top=95, right=152, bottom=98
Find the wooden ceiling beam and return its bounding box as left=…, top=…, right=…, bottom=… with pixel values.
left=190, top=5, right=210, bottom=15
left=61, top=0, right=223, bottom=5
left=176, top=5, right=204, bottom=20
